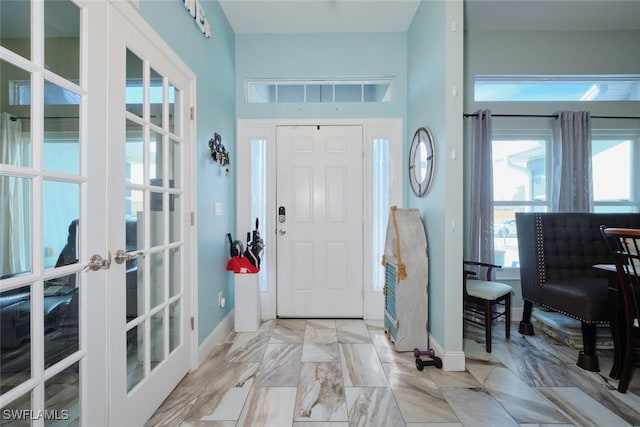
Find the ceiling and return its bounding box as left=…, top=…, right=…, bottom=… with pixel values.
left=218, top=1, right=421, bottom=34
left=218, top=0, right=640, bottom=34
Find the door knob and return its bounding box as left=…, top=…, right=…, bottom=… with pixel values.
left=114, top=249, right=145, bottom=264
left=83, top=253, right=111, bottom=271
left=279, top=229, right=286, bottom=235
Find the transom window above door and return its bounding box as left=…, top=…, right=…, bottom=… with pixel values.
left=246, top=78, right=393, bottom=104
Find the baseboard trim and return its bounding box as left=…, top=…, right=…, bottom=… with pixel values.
left=428, top=334, right=466, bottom=371
left=511, top=306, right=523, bottom=323
left=198, top=310, right=234, bottom=365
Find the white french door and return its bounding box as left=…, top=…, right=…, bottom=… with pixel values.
left=107, top=5, right=194, bottom=426
left=1, top=2, right=193, bottom=425
left=0, top=0, right=110, bottom=423
left=276, top=125, right=363, bottom=317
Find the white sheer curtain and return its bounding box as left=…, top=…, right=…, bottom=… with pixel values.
left=468, top=109, right=494, bottom=263
left=1, top=112, right=30, bottom=277
left=551, top=111, right=593, bottom=212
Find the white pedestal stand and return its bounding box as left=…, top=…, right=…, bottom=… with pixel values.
left=234, top=273, right=260, bottom=332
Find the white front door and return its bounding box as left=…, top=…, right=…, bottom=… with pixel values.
left=276, top=125, right=363, bottom=317
left=107, top=5, right=193, bottom=426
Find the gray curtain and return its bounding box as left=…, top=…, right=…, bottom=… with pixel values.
left=551, top=111, right=593, bottom=212
left=469, top=109, right=494, bottom=263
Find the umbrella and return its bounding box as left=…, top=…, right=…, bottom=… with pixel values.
left=227, top=233, right=243, bottom=258
left=245, top=218, right=264, bottom=268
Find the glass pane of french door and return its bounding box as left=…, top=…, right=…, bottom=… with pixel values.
left=0, top=0, right=102, bottom=424
left=123, top=46, right=187, bottom=392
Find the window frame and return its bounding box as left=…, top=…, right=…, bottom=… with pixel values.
left=591, top=130, right=640, bottom=212
left=490, top=128, right=640, bottom=279
left=474, top=74, right=640, bottom=102
left=245, top=78, right=394, bottom=104
left=491, top=129, right=551, bottom=279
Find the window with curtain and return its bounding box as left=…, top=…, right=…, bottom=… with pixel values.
left=491, top=130, right=640, bottom=270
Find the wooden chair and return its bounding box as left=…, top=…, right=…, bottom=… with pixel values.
left=601, top=227, right=640, bottom=393
left=463, top=261, right=512, bottom=353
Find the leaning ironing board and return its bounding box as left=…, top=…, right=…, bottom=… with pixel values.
left=381, top=206, right=429, bottom=351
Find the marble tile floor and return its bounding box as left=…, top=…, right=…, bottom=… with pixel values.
left=147, top=318, right=640, bottom=427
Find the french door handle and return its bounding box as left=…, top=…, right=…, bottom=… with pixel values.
left=114, top=249, right=145, bottom=265
left=84, top=253, right=111, bottom=271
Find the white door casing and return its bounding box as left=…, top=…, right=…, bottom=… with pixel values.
left=276, top=125, right=364, bottom=317
left=236, top=119, right=403, bottom=321
left=107, top=4, right=195, bottom=426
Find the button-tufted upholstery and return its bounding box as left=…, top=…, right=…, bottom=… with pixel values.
left=516, top=212, right=640, bottom=372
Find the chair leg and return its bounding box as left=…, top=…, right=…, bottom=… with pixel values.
left=617, top=305, right=635, bottom=393
left=485, top=299, right=492, bottom=353
left=505, top=293, right=511, bottom=340
left=618, top=324, right=634, bottom=393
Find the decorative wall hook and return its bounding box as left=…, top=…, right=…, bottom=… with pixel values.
left=209, top=133, right=230, bottom=176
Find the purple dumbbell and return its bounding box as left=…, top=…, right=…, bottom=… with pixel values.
left=413, top=348, right=435, bottom=358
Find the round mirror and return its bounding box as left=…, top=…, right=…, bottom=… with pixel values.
left=415, top=141, right=427, bottom=183
left=408, top=127, right=435, bottom=197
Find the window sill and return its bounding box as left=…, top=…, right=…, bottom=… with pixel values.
left=496, top=267, right=520, bottom=281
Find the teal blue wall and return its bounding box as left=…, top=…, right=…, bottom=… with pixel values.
left=138, top=0, right=464, bottom=353
left=138, top=0, right=237, bottom=344
left=406, top=0, right=465, bottom=353
left=235, top=32, right=407, bottom=120
left=406, top=0, right=447, bottom=347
